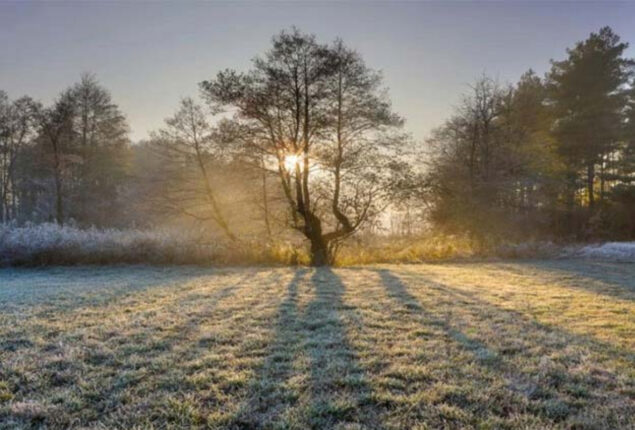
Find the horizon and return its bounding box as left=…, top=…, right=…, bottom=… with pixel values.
left=2, top=1, right=635, bottom=142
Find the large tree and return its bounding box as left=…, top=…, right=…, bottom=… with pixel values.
left=201, top=29, right=405, bottom=264
left=547, top=26, right=634, bottom=210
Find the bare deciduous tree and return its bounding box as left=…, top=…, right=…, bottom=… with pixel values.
left=151, top=98, right=237, bottom=241
left=202, top=29, right=406, bottom=264
left=0, top=92, right=35, bottom=222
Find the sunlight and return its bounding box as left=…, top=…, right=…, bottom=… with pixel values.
left=284, top=154, right=301, bottom=171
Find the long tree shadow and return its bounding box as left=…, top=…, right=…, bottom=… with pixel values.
left=0, top=269, right=275, bottom=429
left=230, top=268, right=306, bottom=428
left=303, top=267, right=377, bottom=428
left=77, top=271, right=266, bottom=424
left=230, top=267, right=377, bottom=429
left=377, top=269, right=494, bottom=359
left=0, top=266, right=225, bottom=313
left=412, top=271, right=634, bottom=360
left=493, top=260, right=635, bottom=301
left=377, top=268, right=634, bottom=426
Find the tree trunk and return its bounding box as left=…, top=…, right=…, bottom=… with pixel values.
left=304, top=211, right=330, bottom=266
left=54, top=172, right=64, bottom=225
left=587, top=163, right=595, bottom=210
left=309, top=235, right=329, bottom=266
left=52, top=139, right=64, bottom=226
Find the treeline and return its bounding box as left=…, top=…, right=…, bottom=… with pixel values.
left=425, top=27, right=635, bottom=241
left=1, top=27, right=634, bottom=264
left=0, top=74, right=129, bottom=226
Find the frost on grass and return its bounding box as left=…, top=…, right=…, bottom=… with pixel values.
left=0, top=261, right=633, bottom=429
left=576, top=242, right=635, bottom=262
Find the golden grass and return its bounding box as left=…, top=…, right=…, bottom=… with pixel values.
left=0, top=261, right=633, bottom=428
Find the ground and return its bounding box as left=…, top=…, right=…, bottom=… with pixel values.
left=0, top=261, right=633, bottom=429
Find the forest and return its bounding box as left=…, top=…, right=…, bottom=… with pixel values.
left=1, top=27, right=634, bottom=266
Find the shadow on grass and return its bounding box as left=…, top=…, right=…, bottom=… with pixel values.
left=231, top=267, right=377, bottom=429
left=303, top=267, right=376, bottom=428
left=496, top=260, right=635, bottom=301
left=0, top=266, right=229, bottom=315
left=230, top=268, right=306, bottom=428
left=377, top=269, right=495, bottom=359
left=376, top=268, right=634, bottom=426
left=0, top=268, right=253, bottom=363
left=77, top=271, right=265, bottom=423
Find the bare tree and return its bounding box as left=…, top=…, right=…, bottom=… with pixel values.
left=69, top=74, right=129, bottom=225
left=33, top=92, right=76, bottom=225
left=202, top=29, right=406, bottom=264
left=151, top=98, right=237, bottom=241
left=0, top=92, right=35, bottom=222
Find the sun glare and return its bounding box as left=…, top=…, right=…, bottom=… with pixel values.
left=284, top=154, right=301, bottom=171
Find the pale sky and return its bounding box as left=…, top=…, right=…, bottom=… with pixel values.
left=2, top=1, right=635, bottom=142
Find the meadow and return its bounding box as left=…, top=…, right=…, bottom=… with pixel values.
left=0, top=260, right=633, bottom=429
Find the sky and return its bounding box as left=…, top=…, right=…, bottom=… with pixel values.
left=2, top=1, right=635, bottom=142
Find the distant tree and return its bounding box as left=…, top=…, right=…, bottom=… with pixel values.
left=605, top=86, right=635, bottom=238
left=424, top=73, right=565, bottom=239
left=621, top=86, right=635, bottom=185
left=202, top=29, right=406, bottom=264
left=150, top=97, right=237, bottom=241
left=28, top=76, right=129, bottom=226
left=69, top=74, right=129, bottom=226
left=424, top=76, right=508, bottom=237
left=32, top=91, right=76, bottom=225
left=546, top=26, right=634, bottom=210
left=0, top=92, right=35, bottom=222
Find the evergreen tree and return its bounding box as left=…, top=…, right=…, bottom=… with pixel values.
left=547, top=27, right=634, bottom=210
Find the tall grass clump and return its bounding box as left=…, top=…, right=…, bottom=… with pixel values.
left=334, top=234, right=562, bottom=266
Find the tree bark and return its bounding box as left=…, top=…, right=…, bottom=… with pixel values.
left=309, top=234, right=329, bottom=266
left=587, top=163, right=595, bottom=210
left=52, top=141, right=64, bottom=225
left=304, top=210, right=330, bottom=266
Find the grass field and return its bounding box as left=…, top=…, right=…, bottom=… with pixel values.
left=0, top=261, right=633, bottom=429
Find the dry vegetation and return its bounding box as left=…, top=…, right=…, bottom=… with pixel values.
left=0, top=261, right=633, bottom=429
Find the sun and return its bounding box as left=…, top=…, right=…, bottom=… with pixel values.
left=284, top=154, right=301, bottom=171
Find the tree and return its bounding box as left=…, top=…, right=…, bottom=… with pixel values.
left=33, top=91, right=76, bottom=225
left=0, top=92, right=35, bottom=222
left=201, top=29, right=405, bottom=265
left=424, top=73, right=565, bottom=239
left=69, top=74, right=129, bottom=226
left=151, top=97, right=237, bottom=241
left=547, top=27, right=634, bottom=211
left=620, top=86, right=635, bottom=185
left=28, top=76, right=129, bottom=226
left=424, top=77, right=508, bottom=237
